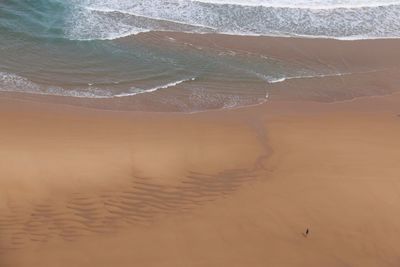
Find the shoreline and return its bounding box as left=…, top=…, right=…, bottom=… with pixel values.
left=3, top=33, right=400, bottom=112
left=137, top=30, right=400, bottom=41
left=2, top=88, right=400, bottom=116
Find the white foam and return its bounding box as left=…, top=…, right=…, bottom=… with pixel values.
left=266, top=69, right=386, bottom=84
left=0, top=72, right=41, bottom=93
left=65, top=5, right=148, bottom=40
left=193, top=0, right=400, bottom=9
left=64, top=0, right=400, bottom=40
left=85, top=6, right=216, bottom=30
left=269, top=77, right=287, bottom=83
left=114, top=78, right=196, bottom=97
left=0, top=72, right=196, bottom=99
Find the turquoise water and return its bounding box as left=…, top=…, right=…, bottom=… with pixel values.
left=0, top=1, right=195, bottom=97
left=1, top=0, right=397, bottom=111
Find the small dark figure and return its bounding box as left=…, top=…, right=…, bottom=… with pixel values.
left=305, top=228, right=309, bottom=237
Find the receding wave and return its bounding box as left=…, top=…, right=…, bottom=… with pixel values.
left=0, top=72, right=196, bottom=99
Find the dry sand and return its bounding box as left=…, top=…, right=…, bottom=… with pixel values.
left=1, top=92, right=400, bottom=266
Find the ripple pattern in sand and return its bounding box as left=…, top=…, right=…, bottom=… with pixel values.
left=0, top=168, right=261, bottom=251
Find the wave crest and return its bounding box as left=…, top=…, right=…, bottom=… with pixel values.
left=2, top=0, right=400, bottom=40
left=68, top=0, right=400, bottom=40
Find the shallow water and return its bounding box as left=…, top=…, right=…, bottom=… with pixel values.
left=1, top=0, right=399, bottom=111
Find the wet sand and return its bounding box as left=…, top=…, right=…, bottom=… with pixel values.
left=3, top=34, right=400, bottom=112
left=2, top=35, right=400, bottom=266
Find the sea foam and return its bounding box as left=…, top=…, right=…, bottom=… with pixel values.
left=64, top=0, right=400, bottom=40
left=0, top=72, right=196, bottom=99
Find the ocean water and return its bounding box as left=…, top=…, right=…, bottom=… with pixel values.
left=0, top=0, right=399, bottom=111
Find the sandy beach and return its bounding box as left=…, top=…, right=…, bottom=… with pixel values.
left=3, top=0, right=400, bottom=265
left=1, top=25, right=400, bottom=267
left=2, top=87, right=400, bottom=266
